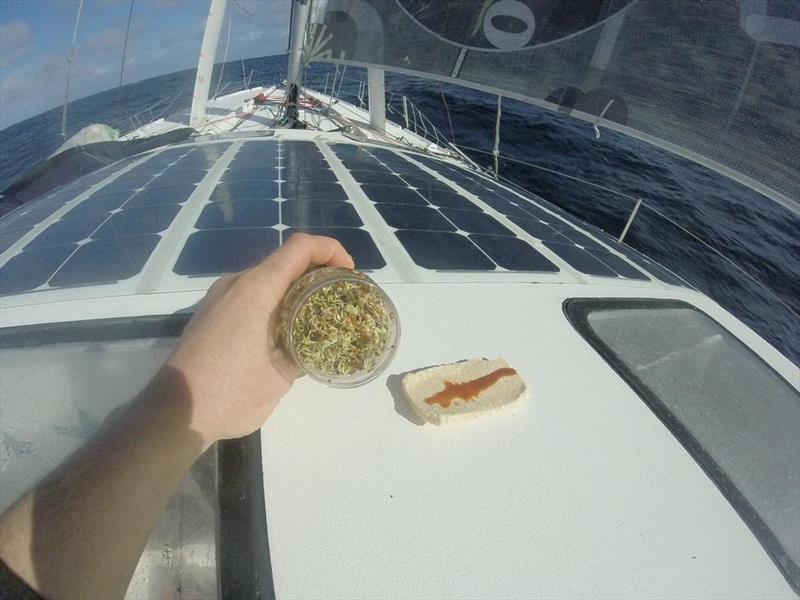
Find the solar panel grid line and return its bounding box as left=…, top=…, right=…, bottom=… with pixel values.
left=361, top=149, right=508, bottom=273
left=404, top=152, right=652, bottom=280
left=171, top=141, right=283, bottom=278
left=41, top=149, right=199, bottom=291
left=477, top=173, right=658, bottom=282
left=318, top=142, right=419, bottom=280
left=134, top=141, right=243, bottom=293
left=0, top=149, right=166, bottom=278
left=277, top=140, right=283, bottom=244
left=369, top=149, right=556, bottom=272
left=392, top=151, right=568, bottom=274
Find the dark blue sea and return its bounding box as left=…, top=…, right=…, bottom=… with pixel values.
left=1, top=54, right=798, bottom=365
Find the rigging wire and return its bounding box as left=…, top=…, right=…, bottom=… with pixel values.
left=114, top=0, right=135, bottom=128
left=118, top=0, right=135, bottom=89
left=459, top=146, right=799, bottom=318
left=439, top=85, right=456, bottom=142
left=213, top=18, right=232, bottom=100
left=61, top=0, right=85, bottom=139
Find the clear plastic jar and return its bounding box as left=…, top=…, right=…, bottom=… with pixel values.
left=280, top=267, right=400, bottom=387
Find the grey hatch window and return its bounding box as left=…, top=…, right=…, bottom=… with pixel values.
left=564, top=298, right=800, bottom=593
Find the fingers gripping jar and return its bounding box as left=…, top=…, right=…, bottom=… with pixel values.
left=280, top=267, right=400, bottom=387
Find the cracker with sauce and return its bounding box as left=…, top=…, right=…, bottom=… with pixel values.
left=402, top=358, right=527, bottom=425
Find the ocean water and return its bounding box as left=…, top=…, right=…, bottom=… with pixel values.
left=1, top=54, right=797, bottom=365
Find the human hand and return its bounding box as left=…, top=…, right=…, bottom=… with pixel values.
left=166, top=233, right=354, bottom=446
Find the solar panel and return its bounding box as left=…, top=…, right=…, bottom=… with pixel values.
left=470, top=234, right=559, bottom=272
left=375, top=204, right=455, bottom=231
left=171, top=140, right=386, bottom=277
left=441, top=208, right=514, bottom=236
left=0, top=147, right=211, bottom=294
left=592, top=251, right=650, bottom=280
left=0, top=244, right=77, bottom=294
left=98, top=176, right=154, bottom=194
left=151, top=169, right=208, bottom=186
left=349, top=169, right=406, bottom=186
left=195, top=199, right=279, bottom=229
left=401, top=174, right=454, bottom=195
left=209, top=181, right=279, bottom=201
left=64, top=191, right=133, bottom=219
left=351, top=148, right=565, bottom=272
left=395, top=231, right=494, bottom=270
left=221, top=167, right=278, bottom=182
left=509, top=215, right=569, bottom=241
left=283, top=227, right=385, bottom=270
left=92, top=205, right=181, bottom=239
left=337, top=155, right=383, bottom=170
left=418, top=189, right=481, bottom=211
left=124, top=185, right=196, bottom=208
left=359, top=184, right=429, bottom=206
left=281, top=201, right=363, bottom=228
left=23, top=213, right=109, bottom=250
left=0, top=227, right=31, bottom=253
left=281, top=181, right=347, bottom=201
left=542, top=241, right=618, bottom=277
left=234, top=144, right=279, bottom=161
left=50, top=235, right=161, bottom=287
left=613, top=244, right=690, bottom=286
left=281, top=168, right=338, bottom=183
left=174, top=228, right=280, bottom=276
left=1, top=191, right=75, bottom=231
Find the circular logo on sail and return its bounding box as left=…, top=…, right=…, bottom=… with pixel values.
left=397, top=0, right=636, bottom=51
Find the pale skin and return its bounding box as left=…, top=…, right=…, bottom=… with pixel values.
left=0, top=233, right=354, bottom=600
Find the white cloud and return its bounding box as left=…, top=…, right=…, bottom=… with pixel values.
left=0, top=21, right=35, bottom=67
left=236, top=28, right=265, bottom=42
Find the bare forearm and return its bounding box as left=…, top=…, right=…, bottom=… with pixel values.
left=0, top=367, right=204, bottom=600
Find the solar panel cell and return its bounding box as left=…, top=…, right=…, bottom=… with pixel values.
left=281, top=200, right=363, bottom=227
left=281, top=168, right=338, bottom=183
left=195, top=199, right=279, bottom=229
left=349, top=170, right=405, bottom=186
left=221, top=167, right=279, bottom=182
left=93, top=205, right=181, bottom=238
left=124, top=184, right=196, bottom=208
left=151, top=169, right=208, bottom=186
left=417, top=189, right=481, bottom=211
left=543, top=241, right=618, bottom=277
left=64, top=192, right=133, bottom=218
left=440, top=208, right=513, bottom=236
left=470, top=234, right=560, bottom=272
left=0, top=244, right=77, bottom=294
left=24, top=213, right=109, bottom=250
left=283, top=227, right=385, bottom=270
left=50, top=235, right=160, bottom=286
left=174, top=228, right=280, bottom=276
left=208, top=181, right=278, bottom=202
left=376, top=204, right=456, bottom=231
left=395, top=230, right=494, bottom=270
left=359, top=184, right=428, bottom=205
left=593, top=251, right=649, bottom=280
left=0, top=228, right=31, bottom=253
left=281, top=181, right=346, bottom=201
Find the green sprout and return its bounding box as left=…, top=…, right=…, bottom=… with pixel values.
left=291, top=280, right=391, bottom=376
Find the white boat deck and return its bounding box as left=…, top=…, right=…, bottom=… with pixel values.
left=1, top=87, right=797, bottom=600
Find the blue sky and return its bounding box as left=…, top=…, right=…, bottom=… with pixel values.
left=0, top=0, right=291, bottom=129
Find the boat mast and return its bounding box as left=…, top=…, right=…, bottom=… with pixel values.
left=285, top=0, right=311, bottom=124
left=60, top=0, right=85, bottom=139
left=190, top=0, right=228, bottom=129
